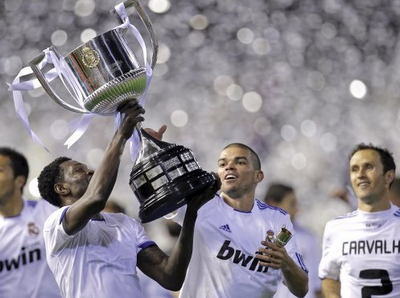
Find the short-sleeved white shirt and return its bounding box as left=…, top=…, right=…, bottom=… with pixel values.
left=171, top=195, right=308, bottom=298
left=0, top=199, right=61, bottom=298
left=43, top=206, right=155, bottom=298
left=319, top=205, right=400, bottom=298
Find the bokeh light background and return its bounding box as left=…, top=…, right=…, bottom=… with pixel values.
left=2, top=0, right=400, bottom=238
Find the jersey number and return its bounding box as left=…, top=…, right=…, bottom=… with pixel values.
left=360, top=269, right=392, bottom=298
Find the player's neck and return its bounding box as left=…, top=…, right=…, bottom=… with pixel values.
left=0, top=194, right=24, bottom=217
left=221, top=193, right=255, bottom=212
left=358, top=196, right=391, bottom=212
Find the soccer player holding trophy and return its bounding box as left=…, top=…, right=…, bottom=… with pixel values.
left=168, top=143, right=309, bottom=298
left=8, top=1, right=308, bottom=297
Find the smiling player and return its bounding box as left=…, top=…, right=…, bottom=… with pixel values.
left=319, top=143, right=400, bottom=298
left=169, top=143, right=309, bottom=298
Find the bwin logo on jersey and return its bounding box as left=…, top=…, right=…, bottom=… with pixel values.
left=217, top=240, right=268, bottom=273
left=0, top=247, right=41, bottom=273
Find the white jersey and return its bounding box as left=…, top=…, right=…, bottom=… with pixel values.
left=319, top=205, right=400, bottom=298
left=172, top=195, right=308, bottom=298
left=0, top=199, right=61, bottom=298
left=43, top=206, right=155, bottom=298
left=273, top=222, right=321, bottom=298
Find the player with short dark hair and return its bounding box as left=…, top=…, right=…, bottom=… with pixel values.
left=319, top=142, right=400, bottom=297
left=0, top=147, right=61, bottom=298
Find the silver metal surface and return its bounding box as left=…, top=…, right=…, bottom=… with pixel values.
left=28, top=0, right=158, bottom=115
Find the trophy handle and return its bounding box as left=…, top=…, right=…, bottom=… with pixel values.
left=29, top=46, right=88, bottom=114
left=111, top=0, right=159, bottom=70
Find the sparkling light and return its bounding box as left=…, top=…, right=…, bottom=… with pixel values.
left=281, top=124, right=297, bottom=141
left=213, top=75, right=234, bottom=96
left=148, top=0, right=171, bottom=14
left=242, top=92, right=262, bottom=112
left=74, top=0, right=95, bottom=17
left=237, top=28, right=254, bottom=44
left=349, top=80, right=367, bottom=99
left=80, top=28, right=97, bottom=43
left=171, top=110, right=188, bottom=127
left=188, top=31, right=206, bottom=47
left=190, top=15, right=209, bottom=30
left=226, top=84, right=243, bottom=101
left=157, top=43, right=171, bottom=64
left=51, top=30, right=68, bottom=46
left=252, top=38, right=271, bottom=55
left=301, top=119, right=317, bottom=137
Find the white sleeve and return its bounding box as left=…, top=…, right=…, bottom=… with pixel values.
left=318, top=221, right=340, bottom=280
left=43, top=206, right=74, bottom=255
left=128, top=217, right=155, bottom=251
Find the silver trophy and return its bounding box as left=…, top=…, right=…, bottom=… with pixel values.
left=27, top=0, right=215, bottom=223
left=29, top=0, right=157, bottom=115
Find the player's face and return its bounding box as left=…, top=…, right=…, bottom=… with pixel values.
left=0, top=155, right=19, bottom=203
left=60, top=160, right=94, bottom=199
left=217, top=146, right=261, bottom=198
left=350, top=149, right=389, bottom=204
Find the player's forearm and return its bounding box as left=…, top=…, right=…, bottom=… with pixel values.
left=281, top=262, right=309, bottom=297
left=63, top=132, right=127, bottom=235
left=161, top=212, right=197, bottom=290
left=321, top=278, right=341, bottom=298
left=86, top=131, right=127, bottom=203
left=85, top=102, right=142, bottom=210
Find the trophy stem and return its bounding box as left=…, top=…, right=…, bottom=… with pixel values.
left=134, top=123, right=171, bottom=165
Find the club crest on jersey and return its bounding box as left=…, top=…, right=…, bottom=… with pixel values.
left=28, top=222, right=40, bottom=237
left=266, top=230, right=275, bottom=241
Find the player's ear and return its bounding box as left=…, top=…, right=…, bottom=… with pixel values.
left=15, top=175, right=26, bottom=191
left=255, top=170, right=264, bottom=183
left=55, top=183, right=70, bottom=195
left=385, top=170, right=395, bottom=187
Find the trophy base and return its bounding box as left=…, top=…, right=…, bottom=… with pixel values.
left=129, top=144, right=216, bottom=223
left=84, top=68, right=147, bottom=114
left=138, top=170, right=215, bottom=223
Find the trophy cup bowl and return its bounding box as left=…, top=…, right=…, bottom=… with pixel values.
left=28, top=0, right=157, bottom=115
left=63, top=28, right=147, bottom=115
left=130, top=128, right=216, bottom=223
